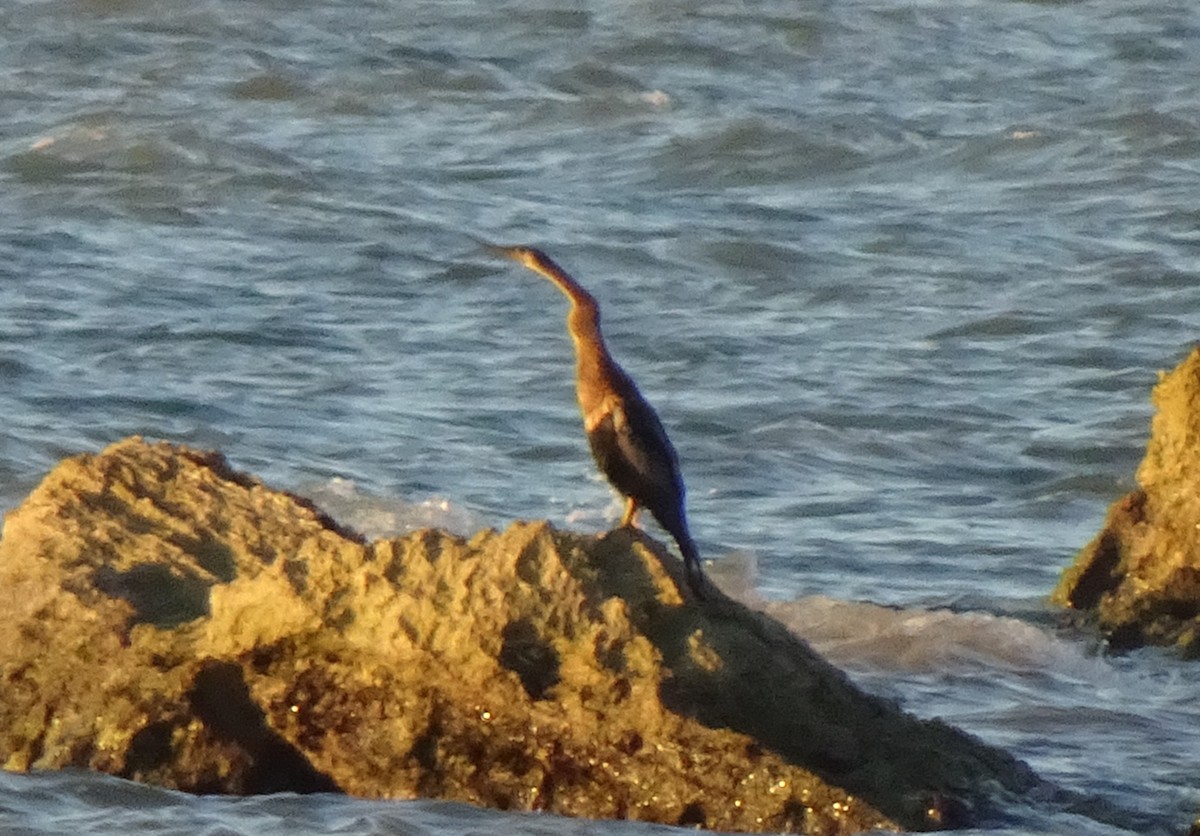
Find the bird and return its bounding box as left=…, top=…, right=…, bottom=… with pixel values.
left=487, top=244, right=708, bottom=599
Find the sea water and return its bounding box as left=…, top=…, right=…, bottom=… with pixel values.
left=3, top=0, right=1200, bottom=832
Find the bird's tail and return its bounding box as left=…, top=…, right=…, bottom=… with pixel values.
left=674, top=530, right=710, bottom=601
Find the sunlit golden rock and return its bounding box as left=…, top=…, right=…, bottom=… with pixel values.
left=1, top=437, right=1039, bottom=832
left=1056, top=346, right=1200, bottom=655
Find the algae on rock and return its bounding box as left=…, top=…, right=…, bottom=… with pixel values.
left=1, top=437, right=1039, bottom=832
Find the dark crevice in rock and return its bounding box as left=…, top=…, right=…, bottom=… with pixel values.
left=123, top=720, right=177, bottom=777
left=93, top=563, right=210, bottom=628
left=1065, top=529, right=1124, bottom=611
left=188, top=660, right=340, bottom=795
left=498, top=618, right=560, bottom=700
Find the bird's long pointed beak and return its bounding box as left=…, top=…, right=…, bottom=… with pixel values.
left=476, top=239, right=519, bottom=261
left=480, top=241, right=548, bottom=276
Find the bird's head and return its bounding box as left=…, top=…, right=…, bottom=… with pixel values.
left=480, top=242, right=596, bottom=313
left=483, top=243, right=552, bottom=274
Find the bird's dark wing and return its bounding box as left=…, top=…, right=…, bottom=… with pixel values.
left=586, top=384, right=685, bottom=517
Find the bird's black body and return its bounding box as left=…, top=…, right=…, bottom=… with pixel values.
left=489, top=244, right=708, bottom=599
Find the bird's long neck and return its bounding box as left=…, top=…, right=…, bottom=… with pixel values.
left=530, top=257, right=622, bottom=413
left=564, top=296, right=608, bottom=368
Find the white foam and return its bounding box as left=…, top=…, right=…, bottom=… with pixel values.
left=702, top=547, right=1105, bottom=679
left=762, top=594, right=1107, bottom=680
left=301, top=478, right=488, bottom=541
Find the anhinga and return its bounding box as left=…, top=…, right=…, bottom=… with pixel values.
left=488, top=244, right=708, bottom=600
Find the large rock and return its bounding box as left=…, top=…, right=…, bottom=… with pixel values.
left=1055, top=347, right=1200, bottom=655
left=0, top=437, right=1040, bottom=833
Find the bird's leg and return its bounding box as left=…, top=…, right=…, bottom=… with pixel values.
left=620, top=497, right=639, bottom=528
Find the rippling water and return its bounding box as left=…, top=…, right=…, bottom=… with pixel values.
left=3, top=0, right=1200, bottom=833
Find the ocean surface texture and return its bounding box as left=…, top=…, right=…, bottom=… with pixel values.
left=3, top=0, right=1200, bottom=833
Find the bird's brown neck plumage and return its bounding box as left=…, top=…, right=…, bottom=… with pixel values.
left=521, top=252, right=622, bottom=408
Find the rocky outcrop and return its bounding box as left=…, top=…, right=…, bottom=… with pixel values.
left=1055, top=346, right=1200, bottom=655
left=0, top=437, right=1041, bottom=832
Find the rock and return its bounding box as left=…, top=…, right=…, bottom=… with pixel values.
left=1055, top=346, right=1200, bottom=655
left=0, top=437, right=1040, bottom=833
